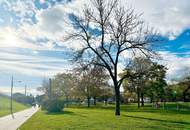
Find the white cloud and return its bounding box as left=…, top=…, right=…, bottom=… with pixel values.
left=3, top=0, right=36, bottom=25
left=36, top=6, right=66, bottom=34
left=0, top=50, right=72, bottom=77
left=19, top=2, right=88, bottom=50
left=159, top=51, right=190, bottom=81
left=39, top=0, right=45, bottom=4
left=18, top=5, right=69, bottom=50
left=126, top=0, right=190, bottom=37
left=0, top=27, right=46, bottom=49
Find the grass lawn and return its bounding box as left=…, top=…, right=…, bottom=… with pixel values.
left=0, top=95, right=29, bottom=117
left=20, top=103, right=190, bottom=130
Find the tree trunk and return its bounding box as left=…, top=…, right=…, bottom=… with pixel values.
left=115, top=87, right=120, bottom=116
left=105, top=98, right=108, bottom=106
left=141, top=93, right=144, bottom=107
left=94, top=96, right=96, bottom=105
left=183, top=86, right=190, bottom=102
left=66, top=96, right=69, bottom=107
left=137, top=91, right=140, bottom=108
left=162, top=99, right=166, bottom=110
left=183, top=92, right=187, bottom=102
left=150, top=94, right=154, bottom=103
left=87, top=96, right=90, bottom=108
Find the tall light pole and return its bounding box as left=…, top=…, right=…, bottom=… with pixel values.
left=10, top=76, right=14, bottom=119
left=49, top=78, right=52, bottom=100
left=25, top=85, right=27, bottom=96
left=10, top=76, right=22, bottom=119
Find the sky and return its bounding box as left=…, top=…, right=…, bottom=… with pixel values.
left=0, top=0, right=189, bottom=95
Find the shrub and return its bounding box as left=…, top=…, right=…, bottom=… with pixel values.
left=42, top=99, right=64, bottom=112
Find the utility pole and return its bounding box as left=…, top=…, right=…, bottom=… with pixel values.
left=10, top=76, right=22, bottom=119
left=49, top=78, right=52, bottom=100
left=25, top=85, right=27, bottom=96
left=10, top=76, right=14, bottom=119
left=104, top=86, right=105, bottom=105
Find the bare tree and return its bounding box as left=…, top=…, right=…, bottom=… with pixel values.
left=66, top=0, right=160, bottom=115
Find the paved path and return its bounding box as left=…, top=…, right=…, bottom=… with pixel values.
left=0, top=107, right=39, bottom=130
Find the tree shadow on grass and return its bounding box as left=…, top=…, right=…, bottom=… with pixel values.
left=46, top=110, right=75, bottom=115
left=46, top=110, right=87, bottom=118
left=67, top=104, right=190, bottom=116
left=124, top=115, right=190, bottom=125
left=68, top=105, right=190, bottom=115
left=125, top=107, right=190, bottom=115
left=88, top=105, right=187, bottom=114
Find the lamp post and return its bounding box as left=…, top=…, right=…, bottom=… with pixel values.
left=173, top=91, right=178, bottom=110
left=173, top=91, right=177, bottom=101
left=49, top=78, right=52, bottom=100
left=10, top=76, right=14, bottom=119
left=10, top=76, right=22, bottom=119
left=25, top=85, right=27, bottom=96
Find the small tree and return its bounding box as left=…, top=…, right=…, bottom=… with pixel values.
left=74, top=63, right=109, bottom=107
left=122, top=57, right=167, bottom=107
left=122, top=57, right=153, bottom=107
left=39, top=73, right=76, bottom=112
left=144, top=63, right=167, bottom=103
left=53, top=73, right=76, bottom=106
left=178, top=76, right=190, bottom=102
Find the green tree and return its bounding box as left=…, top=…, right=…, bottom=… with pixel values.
left=178, top=76, right=190, bottom=102
left=37, top=73, right=74, bottom=112
left=123, top=58, right=153, bottom=107
left=144, top=63, right=167, bottom=103
left=122, top=57, right=167, bottom=107
left=74, top=64, right=109, bottom=107
left=165, top=84, right=182, bottom=102
left=53, top=73, right=75, bottom=106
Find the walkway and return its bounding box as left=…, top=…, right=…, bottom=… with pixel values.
left=0, top=107, right=39, bottom=130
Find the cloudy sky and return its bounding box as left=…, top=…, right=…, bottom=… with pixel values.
left=0, top=0, right=189, bottom=95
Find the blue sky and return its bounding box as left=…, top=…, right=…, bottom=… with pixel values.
left=0, top=0, right=189, bottom=95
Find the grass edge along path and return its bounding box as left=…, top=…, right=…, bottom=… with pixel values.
left=0, top=95, right=29, bottom=117
left=20, top=104, right=190, bottom=130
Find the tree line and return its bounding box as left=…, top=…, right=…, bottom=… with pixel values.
left=37, top=56, right=190, bottom=113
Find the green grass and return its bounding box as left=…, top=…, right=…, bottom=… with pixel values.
left=20, top=103, right=190, bottom=130
left=160, top=102, right=190, bottom=110
left=0, top=95, right=29, bottom=117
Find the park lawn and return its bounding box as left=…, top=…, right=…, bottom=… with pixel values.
left=20, top=104, right=190, bottom=130
left=0, top=95, right=29, bottom=117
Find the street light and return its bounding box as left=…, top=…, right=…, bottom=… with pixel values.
left=173, top=91, right=177, bottom=101
left=10, top=76, right=22, bottom=119
left=25, top=85, right=27, bottom=96
left=173, top=90, right=178, bottom=110
left=49, top=78, right=52, bottom=100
